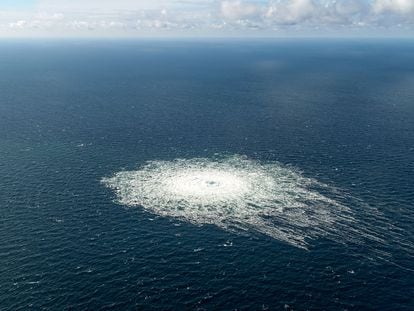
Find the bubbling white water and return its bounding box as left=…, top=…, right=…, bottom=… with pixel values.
left=165, top=169, right=250, bottom=199
left=102, top=155, right=374, bottom=249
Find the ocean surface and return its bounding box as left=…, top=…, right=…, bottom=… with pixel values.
left=0, top=39, right=413, bottom=310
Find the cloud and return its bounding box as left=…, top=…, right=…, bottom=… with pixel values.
left=220, top=1, right=260, bottom=20
left=1, top=0, right=414, bottom=37
left=373, top=0, right=414, bottom=15
left=265, top=0, right=316, bottom=25
left=9, top=20, right=27, bottom=29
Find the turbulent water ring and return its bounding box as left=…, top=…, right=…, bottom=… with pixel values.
left=101, top=155, right=379, bottom=249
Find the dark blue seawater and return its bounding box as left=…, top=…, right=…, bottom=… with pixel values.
left=0, top=39, right=413, bottom=310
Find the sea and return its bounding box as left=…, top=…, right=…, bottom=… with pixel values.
left=0, top=39, right=413, bottom=310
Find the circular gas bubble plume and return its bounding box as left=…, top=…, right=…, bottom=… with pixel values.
left=102, top=155, right=383, bottom=249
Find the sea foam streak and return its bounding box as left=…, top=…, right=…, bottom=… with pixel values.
left=102, top=155, right=382, bottom=249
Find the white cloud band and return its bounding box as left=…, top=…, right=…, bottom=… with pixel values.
left=1, top=0, right=413, bottom=37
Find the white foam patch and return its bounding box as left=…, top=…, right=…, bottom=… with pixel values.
left=102, top=155, right=380, bottom=249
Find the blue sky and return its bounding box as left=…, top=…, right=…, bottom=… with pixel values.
left=0, top=0, right=413, bottom=37
left=0, top=0, right=35, bottom=9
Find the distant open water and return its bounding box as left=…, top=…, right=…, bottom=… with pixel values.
left=0, top=40, right=413, bottom=310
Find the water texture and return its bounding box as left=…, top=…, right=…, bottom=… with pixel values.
left=0, top=40, right=413, bottom=310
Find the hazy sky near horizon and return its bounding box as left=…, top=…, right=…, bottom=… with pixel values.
left=0, top=0, right=413, bottom=37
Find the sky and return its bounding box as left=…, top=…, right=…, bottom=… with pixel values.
left=0, top=0, right=413, bottom=37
